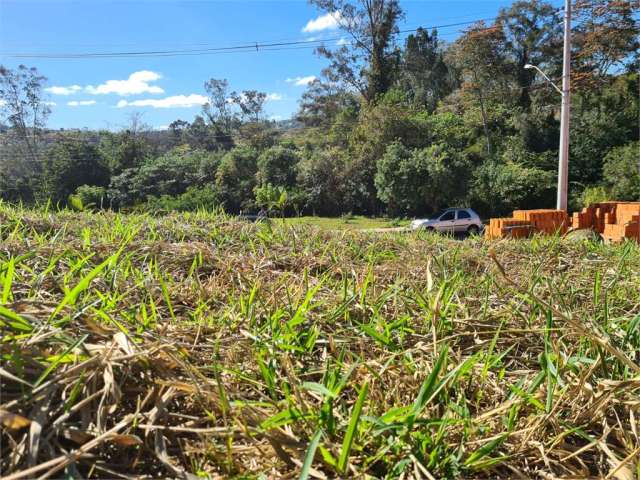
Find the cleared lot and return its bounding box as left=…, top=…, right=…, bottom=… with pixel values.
left=1, top=205, right=639, bottom=479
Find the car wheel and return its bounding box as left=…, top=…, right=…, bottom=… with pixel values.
left=467, top=225, right=480, bottom=236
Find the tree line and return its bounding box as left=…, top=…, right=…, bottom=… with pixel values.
left=1, top=0, right=638, bottom=217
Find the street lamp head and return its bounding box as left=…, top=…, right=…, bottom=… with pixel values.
left=524, top=64, right=535, bottom=69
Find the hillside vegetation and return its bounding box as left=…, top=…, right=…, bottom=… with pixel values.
left=2, top=204, right=639, bottom=479
left=1, top=0, right=638, bottom=217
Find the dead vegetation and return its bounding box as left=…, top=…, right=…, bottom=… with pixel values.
left=1, top=204, right=639, bottom=479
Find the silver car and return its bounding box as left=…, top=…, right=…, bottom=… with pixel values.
left=411, top=208, right=483, bottom=235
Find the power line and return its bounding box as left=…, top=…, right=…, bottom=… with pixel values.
left=1, top=11, right=504, bottom=51
left=1, top=18, right=498, bottom=59
left=1, top=12, right=627, bottom=60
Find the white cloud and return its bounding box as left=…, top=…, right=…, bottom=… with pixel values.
left=45, top=85, right=82, bottom=95
left=0, top=99, right=6, bottom=106
left=44, top=101, right=57, bottom=106
left=303, top=11, right=342, bottom=33
left=116, top=94, right=208, bottom=109
left=44, top=71, right=164, bottom=97
left=266, top=93, right=283, bottom=101
left=86, top=71, right=164, bottom=96
left=337, top=37, right=349, bottom=46
left=67, top=100, right=96, bottom=107
left=286, top=75, right=317, bottom=86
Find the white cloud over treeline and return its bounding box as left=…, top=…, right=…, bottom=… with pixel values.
left=286, top=75, right=316, bottom=86
left=46, top=71, right=164, bottom=97
left=302, top=11, right=342, bottom=33
left=116, top=94, right=208, bottom=108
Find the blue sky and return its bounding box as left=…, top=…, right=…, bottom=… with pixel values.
left=1, top=0, right=523, bottom=130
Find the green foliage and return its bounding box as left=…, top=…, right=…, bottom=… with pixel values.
left=106, top=168, right=139, bottom=208
left=570, top=107, right=633, bottom=185
left=0, top=66, right=49, bottom=203
left=215, top=146, right=259, bottom=212
left=401, top=28, right=456, bottom=112
left=426, top=111, right=470, bottom=151
left=603, top=142, right=640, bottom=201
left=579, top=185, right=609, bottom=208
left=74, top=185, right=108, bottom=210
left=41, top=136, right=110, bottom=205
left=254, top=183, right=288, bottom=215
left=146, top=185, right=220, bottom=212
left=108, top=146, right=205, bottom=207
left=471, top=160, right=555, bottom=217
left=297, top=148, right=347, bottom=216
left=256, top=145, right=299, bottom=188
left=99, top=128, right=150, bottom=174
left=375, top=141, right=470, bottom=215
left=347, top=101, right=434, bottom=214
left=497, top=0, right=563, bottom=110
left=512, top=109, right=559, bottom=154
left=1, top=6, right=638, bottom=218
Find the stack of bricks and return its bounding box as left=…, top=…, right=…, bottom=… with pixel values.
left=513, top=209, right=569, bottom=234
left=573, top=202, right=640, bottom=242
left=486, top=218, right=532, bottom=239
left=571, top=202, right=618, bottom=232
left=486, top=209, right=568, bottom=239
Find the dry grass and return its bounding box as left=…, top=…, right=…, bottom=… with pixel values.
left=1, top=204, right=639, bottom=479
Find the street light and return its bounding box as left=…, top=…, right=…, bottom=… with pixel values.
left=524, top=0, right=571, bottom=212
left=524, top=61, right=571, bottom=212
left=524, top=64, right=562, bottom=95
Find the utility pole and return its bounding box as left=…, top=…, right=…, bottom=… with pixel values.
left=557, top=0, right=571, bottom=211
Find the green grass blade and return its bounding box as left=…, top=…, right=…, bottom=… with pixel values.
left=407, top=345, right=448, bottom=429
left=0, top=304, right=33, bottom=332
left=338, top=381, right=368, bottom=474
left=51, top=250, right=121, bottom=319
left=2, top=257, right=15, bottom=304
left=35, top=334, right=88, bottom=387
left=302, top=382, right=336, bottom=399
left=464, top=433, right=507, bottom=467
left=299, top=429, right=323, bottom=480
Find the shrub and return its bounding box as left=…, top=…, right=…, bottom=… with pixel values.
left=603, top=142, right=640, bottom=201
left=74, top=185, right=108, bottom=209
left=108, top=147, right=211, bottom=208
left=256, top=145, right=299, bottom=188
left=470, top=160, right=556, bottom=217
left=579, top=185, right=609, bottom=208
left=375, top=141, right=470, bottom=216
left=146, top=186, right=219, bottom=212
left=296, top=148, right=346, bottom=216
left=215, top=146, right=259, bottom=213
left=41, top=137, right=110, bottom=205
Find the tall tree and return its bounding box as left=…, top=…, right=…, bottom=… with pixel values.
left=0, top=65, right=50, bottom=200
left=99, top=113, right=151, bottom=175
left=168, top=119, right=189, bottom=146
left=447, top=23, right=511, bottom=156
left=231, top=90, right=267, bottom=122
left=203, top=78, right=235, bottom=149
left=572, top=0, right=639, bottom=89
left=497, top=0, right=563, bottom=110
left=42, top=134, right=110, bottom=204
left=297, top=79, right=359, bottom=128
left=311, top=0, right=403, bottom=103
left=400, top=28, right=456, bottom=112
left=215, top=146, right=259, bottom=212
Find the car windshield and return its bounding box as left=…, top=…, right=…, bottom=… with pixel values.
left=430, top=209, right=449, bottom=220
